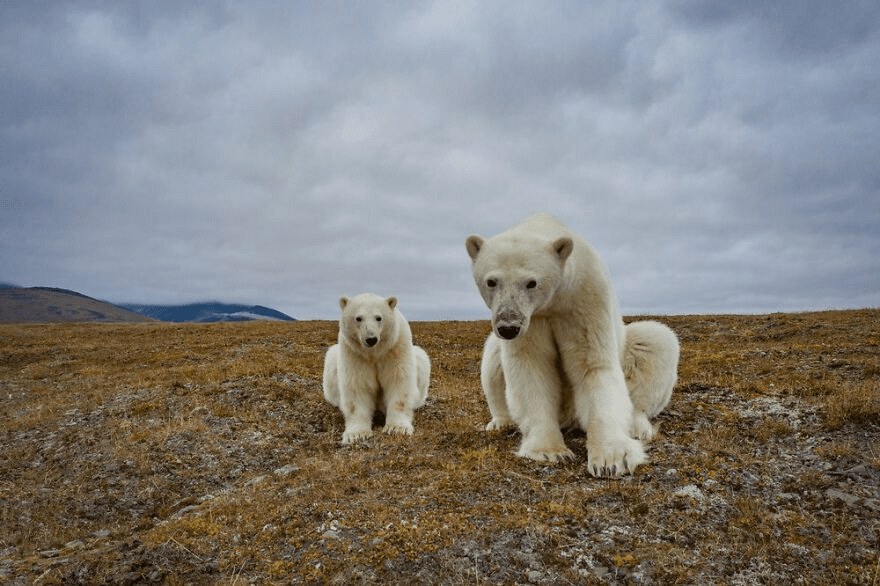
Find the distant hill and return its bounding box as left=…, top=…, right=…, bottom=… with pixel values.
left=0, top=284, right=296, bottom=323
left=118, top=302, right=295, bottom=323
left=0, top=285, right=155, bottom=323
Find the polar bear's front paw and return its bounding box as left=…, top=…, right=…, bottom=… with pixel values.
left=517, top=427, right=575, bottom=463
left=485, top=417, right=515, bottom=431
left=382, top=422, right=414, bottom=436
left=518, top=445, right=576, bottom=463
left=341, top=428, right=374, bottom=445
left=587, top=435, right=647, bottom=477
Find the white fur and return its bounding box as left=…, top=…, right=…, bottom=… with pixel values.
left=622, top=320, right=680, bottom=440
left=322, top=293, right=430, bottom=444
left=467, top=213, right=679, bottom=477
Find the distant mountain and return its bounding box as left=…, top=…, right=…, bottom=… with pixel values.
left=119, top=302, right=296, bottom=323
left=0, top=285, right=155, bottom=323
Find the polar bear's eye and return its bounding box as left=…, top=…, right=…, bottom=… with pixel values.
left=526, top=279, right=538, bottom=289
left=355, top=316, right=363, bottom=322
left=375, top=316, right=382, bottom=322
left=486, top=279, right=497, bottom=288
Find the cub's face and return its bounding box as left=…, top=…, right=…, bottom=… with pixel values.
left=466, top=234, right=572, bottom=340
left=339, top=293, right=397, bottom=349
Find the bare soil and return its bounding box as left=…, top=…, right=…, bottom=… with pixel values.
left=1, top=310, right=878, bottom=584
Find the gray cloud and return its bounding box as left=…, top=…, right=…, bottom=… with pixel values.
left=1, top=0, right=877, bottom=320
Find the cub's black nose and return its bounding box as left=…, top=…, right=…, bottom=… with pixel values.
left=497, top=325, right=520, bottom=340
left=365, top=337, right=379, bottom=347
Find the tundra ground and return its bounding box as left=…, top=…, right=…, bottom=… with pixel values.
left=1, top=310, right=878, bottom=584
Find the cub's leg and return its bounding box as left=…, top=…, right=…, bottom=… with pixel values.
left=337, top=355, right=379, bottom=444
left=622, top=320, right=680, bottom=440
left=377, top=349, right=419, bottom=436
left=501, top=318, right=574, bottom=462
left=480, top=334, right=514, bottom=430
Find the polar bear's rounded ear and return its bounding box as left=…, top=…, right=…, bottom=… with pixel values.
left=386, top=296, right=398, bottom=310
left=552, top=237, right=574, bottom=261
left=339, top=296, right=349, bottom=311
left=466, top=235, right=485, bottom=261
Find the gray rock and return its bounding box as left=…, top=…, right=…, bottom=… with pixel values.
left=244, top=475, right=266, bottom=488
left=274, top=464, right=300, bottom=477
left=826, top=488, right=860, bottom=507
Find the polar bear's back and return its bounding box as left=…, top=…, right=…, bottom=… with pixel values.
left=506, top=212, right=575, bottom=242
left=507, top=214, right=601, bottom=268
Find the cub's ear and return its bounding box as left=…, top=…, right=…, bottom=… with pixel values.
left=339, top=296, right=349, bottom=311
left=386, top=296, right=398, bottom=310
left=466, top=235, right=485, bottom=261
left=552, top=237, right=574, bottom=261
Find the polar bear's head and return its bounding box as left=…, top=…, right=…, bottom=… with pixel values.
left=466, top=233, right=573, bottom=340
left=338, top=293, right=398, bottom=350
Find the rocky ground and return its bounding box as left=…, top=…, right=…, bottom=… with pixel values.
left=1, top=310, right=878, bottom=584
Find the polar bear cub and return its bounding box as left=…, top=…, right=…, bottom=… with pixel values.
left=323, top=293, right=430, bottom=444
left=467, top=213, right=679, bottom=477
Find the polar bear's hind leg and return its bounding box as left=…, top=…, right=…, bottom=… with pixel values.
left=414, top=346, right=431, bottom=409
left=622, top=320, right=680, bottom=440
left=322, top=344, right=341, bottom=408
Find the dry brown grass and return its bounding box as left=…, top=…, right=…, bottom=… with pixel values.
left=1, top=310, right=878, bottom=584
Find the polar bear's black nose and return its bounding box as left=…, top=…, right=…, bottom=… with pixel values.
left=365, top=337, right=379, bottom=347
left=497, top=325, right=520, bottom=340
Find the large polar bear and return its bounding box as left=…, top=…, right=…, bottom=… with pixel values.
left=323, top=293, right=430, bottom=444
left=466, top=213, right=679, bottom=477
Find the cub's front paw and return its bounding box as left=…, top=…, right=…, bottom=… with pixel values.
left=382, top=422, right=414, bottom=436
left=341, top=428, right=374, bottom=445
left=485, top=417, right=515, bottom=431
left=587, top=435, right=646, bottom=477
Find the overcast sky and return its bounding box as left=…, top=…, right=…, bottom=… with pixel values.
left=1, top=1, right=878, bottom=320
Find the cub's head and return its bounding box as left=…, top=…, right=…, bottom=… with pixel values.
left=466, top=233, right=572, bottom=340
left=338, top=293, right=398, bottom=350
